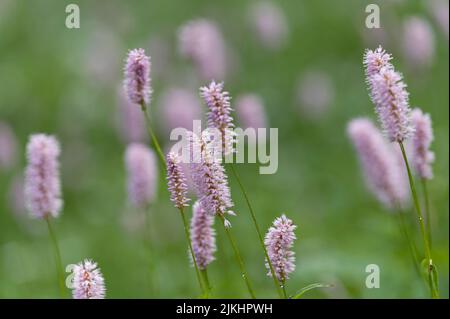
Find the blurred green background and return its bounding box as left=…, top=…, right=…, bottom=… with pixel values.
left=0, top=0, right=448, bottom=298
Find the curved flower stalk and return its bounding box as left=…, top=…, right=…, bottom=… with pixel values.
left=347, top=118, right=409, bottom=210
left=265, top=214, right=297, bottom=298
left=363, top=47, right=438, bottom=298
left=24, top=133, right=65, bottom=297
left=72, top=259, right=106, bottom=299
left=125, top=143, right=158, bottom=208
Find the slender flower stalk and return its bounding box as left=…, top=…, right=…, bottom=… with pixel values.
left=24, top=134, right=65, bottom=297
left=200, top=81, right=283, bottom=297
left=188, top=131, right=255, bottom=297
left=411, top=108, right=435, bottom=247
left=123, top=49, right=204, bottom=295
left=264, top=215, right=297, bottom=299
left=165, top=152, right=206, bottom=296
left=72, top=259, right=106, bottom=299
left=364, top=47, right=439, bottom=298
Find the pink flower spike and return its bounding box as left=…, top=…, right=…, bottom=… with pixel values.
left=411, top=108, right=434, bottom=180
left=72, top=259, right=106, bottom=299
left=123, top=48, right=152, bottom=106
left=125, top=143, right=157, bottom=208
left=166, top=152, right=190, bottom=209
left=190, top=201, right=216, bottom=270
left=264, top=214, right=297, bottom=282
left=24, top=134, right=63, bottom=219
left=347, top=118, right=409, bottom=209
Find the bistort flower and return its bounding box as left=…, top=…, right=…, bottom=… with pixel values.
left=72, top=259, right=106, bottom=299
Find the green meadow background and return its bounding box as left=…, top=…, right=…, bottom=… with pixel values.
left=0, top=0, right=448, bottom=298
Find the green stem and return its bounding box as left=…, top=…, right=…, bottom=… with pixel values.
left=281, top=280, right=288, bottom=299
left=398, top=142, right=439, bottom=298
left=200, top=269, right=211, bottom=298
left=421, top=179, right=432, bottom=250
left=395, top=210, right=421, bottom=277
left=218, top=214, right=256, bottom=298
left=229, top=164, right=283, bottom=298
left=179, top=207, right=206, bottom=296
left=140, top=103, right=165, bottom=163
left=45, top=217, right=66, bottom=298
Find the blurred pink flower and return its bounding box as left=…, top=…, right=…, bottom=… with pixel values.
left=24, top=134, right=63, bottom=219
left=159, top=88, right=201, bottom=134
left=411, top=108, right=434, bottom=180
left=402, top=17, right=435, bottom=69
left=296, top=71, right=335, bottom=119
left=249, top=1, right=288, bottom=50
left=178, top=19, right=227, bottom=80
left=235, top=94, right=267, bottom=130
left=348, top=118, right=409, bottom=210
left=125, top=143, right=157, bottom=208
left=428, top=0, right=449, bottom=40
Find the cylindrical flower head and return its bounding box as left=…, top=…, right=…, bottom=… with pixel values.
left=0, top=122, right=18, bottom=170
left=369, top=67, right=412, bottom=142
left=166, top=152, right=190, bottom=209
left=200, top=81, right=235, bottom=155
left=347, top=118, right=409, bottom=209
left=411, top=108, right=434, bottom=180
left=249, top=1, right=288, bottom=50
left=190, top=201, right=216, bottom=269
left=178, top=19, right=227, bottom=80
left=188, top=131, right=235, bottom=227
left=402, top=17, right=435, bottom=69
left=24, top=134, right=63, bottom=219
left=123, top=48, right=152, bottom=106
left=264, top=214, right=297, bottom=282
left=235, top=94, right=267, bottom=130
left=363, top=46, right=393, bottom=78
left=125, top=143, right=157, bottom=208
left=72, top=259, right=106, bottom=299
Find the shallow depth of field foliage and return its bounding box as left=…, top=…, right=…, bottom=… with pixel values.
left=0, top=0, right=448, bottom=298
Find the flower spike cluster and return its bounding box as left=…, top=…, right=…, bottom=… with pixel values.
left=24, top=134, right=63, bottom=219
left=264, top=214, right=297, bottom=282
left=364, top=46, right=412, bottom=142
left=166, top=152, right=190, bottom=209
left=190, top=201, right=216, bottom=269
left=123, top=48, right=152, bottom=106
left=72, top=259, right=106, bottom=299
left=411, top=108, right=434, bottom=180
